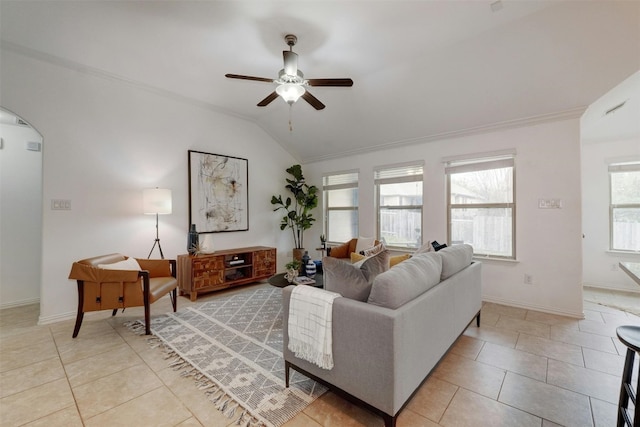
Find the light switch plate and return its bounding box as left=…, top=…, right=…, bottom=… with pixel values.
left=51, top=199, right=71, bottom=210
left=538, top=198, right=562, bottom=209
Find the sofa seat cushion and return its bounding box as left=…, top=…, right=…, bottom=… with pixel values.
left=367, top=252, right=442, bottom=309
left=149, top=276, right=178, bottom=302
left=323, top=250, right=389, bottom=301
left=439, top=244, right=473, bottom=280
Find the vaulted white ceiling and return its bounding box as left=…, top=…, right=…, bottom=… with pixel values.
left=1, top=1, right=638, bottom=162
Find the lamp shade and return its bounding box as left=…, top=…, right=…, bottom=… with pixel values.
left=276, top=83, right=305, bottom=104
left=143, top=188, right=172, bottom=215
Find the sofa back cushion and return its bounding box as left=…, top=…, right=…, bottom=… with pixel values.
left=439, top=244, right=473, bottom=280
left=367, top=252, right=442, bottom=309
left=323, top=250, right=389, bottom=301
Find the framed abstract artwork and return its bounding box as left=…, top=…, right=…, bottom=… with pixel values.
left=188, top=150, right=249, bottom=233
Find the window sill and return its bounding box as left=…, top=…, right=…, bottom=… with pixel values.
left=605, top=250, right=640, bottom=256
left=472, top=255, right=519, bottom=263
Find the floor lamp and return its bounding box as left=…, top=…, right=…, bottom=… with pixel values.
left=143, top=188, right=172, bottom=259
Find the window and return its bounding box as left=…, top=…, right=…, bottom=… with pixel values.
left=446, top=155, right=515, bottom=259
left=610, top=162, right=640, bottom=252
left=323, top=171, right=359, bottom=243
left=375, top=163, right=423, bottom=249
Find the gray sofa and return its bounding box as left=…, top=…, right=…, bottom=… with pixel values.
left=282, top=244, right=482, bottom=427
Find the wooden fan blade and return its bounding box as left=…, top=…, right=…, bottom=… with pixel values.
left=307, top=78, right=353, bottom=87
left=257, top=91, right=279, bottom=107
left=225, top=74, right=274, bottom=83
left=301, top=91, right=325, bottom=110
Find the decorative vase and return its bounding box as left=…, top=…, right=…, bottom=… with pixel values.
left=200, top=233, right=214, bottom=254
left=305, top=259, right=316, bottom=278
left=284, top=268, right=298, bottom=283
left=187, top=224, right=199, bottom=255
left=300, top=251, right=310, bottom=276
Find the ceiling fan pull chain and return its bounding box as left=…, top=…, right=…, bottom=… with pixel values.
left=289, top=104, right=293, bottom=132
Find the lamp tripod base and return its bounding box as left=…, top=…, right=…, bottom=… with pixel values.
left=148, top=238, right=164, bottom=259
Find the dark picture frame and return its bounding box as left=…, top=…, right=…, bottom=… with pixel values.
left=188, top=150, right=249, bottom=233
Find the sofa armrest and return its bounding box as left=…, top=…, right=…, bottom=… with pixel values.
left=136, top=258, right=176, bottom=278
left=282, top=285, right=399, bottom=414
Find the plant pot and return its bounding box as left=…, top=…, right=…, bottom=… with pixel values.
left=284, top=268, right=298, bottom=283
left=292, top=248, right=305, bottom=262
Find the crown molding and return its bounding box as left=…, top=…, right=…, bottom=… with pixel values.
left=303, top=106, right=586, bottom=164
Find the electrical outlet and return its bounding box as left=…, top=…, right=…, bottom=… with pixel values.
left=524, top=274, right=534, bottom=285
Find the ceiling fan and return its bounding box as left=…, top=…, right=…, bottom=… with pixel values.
left=225, top=34, right=353, bottom=110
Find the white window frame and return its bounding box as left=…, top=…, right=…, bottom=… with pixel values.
left=323, top=170, right=359, bottom=244
left=445, top=154, right=516, bottom=259
left=375, top=162, right=424, bottom=250
left=609, top=162, right=640, bottom=252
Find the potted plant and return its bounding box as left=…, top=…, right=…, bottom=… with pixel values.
left=271, top=164, right=319, bottom=260
left=284, top=260, right=301, bottom=283
left=320, top=234, right=327, bottom=249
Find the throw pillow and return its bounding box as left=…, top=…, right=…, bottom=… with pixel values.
left=98, top=257, right=141, bottom=271
left=390, top=253, right=411, bottom=267
left=368, top=252, right=442, bottom=309
left=324, top=250, right=390, bottom=301
left=351, top=252, right=367, bottom=263
left=355, top=236, right=376, bottom=254
left=361, top=242, right=385, bottom=256
left=413, top=241, right=433, bottom=255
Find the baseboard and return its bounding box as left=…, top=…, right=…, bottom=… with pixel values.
left=482, top=295, right=584, bottom=319
left=0, top=297, right=39, bottom=310
left=38, top=311, right=76, bottom=326
left=583, top=284, right=640, bottom=295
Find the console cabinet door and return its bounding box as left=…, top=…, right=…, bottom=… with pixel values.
left=192, top=256, right=225, bottom=289
left=253, top=248, right=276, bottom=278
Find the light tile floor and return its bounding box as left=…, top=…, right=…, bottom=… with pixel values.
left=1, top=285, right=639, bottom=427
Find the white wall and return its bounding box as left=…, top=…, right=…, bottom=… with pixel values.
left=0, top=117, right=43, bottom=307
left=582, top=138, right=640, bottom=292
left=1, top=49, right=297, bottom=324
left=304, top=118, right=585, bottom=317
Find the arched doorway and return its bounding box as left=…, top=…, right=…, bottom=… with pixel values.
left=0, top=108, right=44, bottom=308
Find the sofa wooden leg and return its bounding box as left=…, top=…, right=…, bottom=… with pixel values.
left=476, top=311, right=481, bottom=327
left=285, top=361, right=290, bottom=388
left=383, top=414, right=396, bottom=427
left=171, top=288, right=177, bottom=312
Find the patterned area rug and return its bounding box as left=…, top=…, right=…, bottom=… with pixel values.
left=134, top=285, right=326, bottom=427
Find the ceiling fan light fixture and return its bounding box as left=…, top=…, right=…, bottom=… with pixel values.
left=276, top=83, right=305, bottom=104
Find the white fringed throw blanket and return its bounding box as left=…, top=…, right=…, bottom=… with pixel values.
left=288, top=286, right=340, bottom=370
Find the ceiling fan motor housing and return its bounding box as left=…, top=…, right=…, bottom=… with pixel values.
left=284, top=34, right=297, bottom=48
